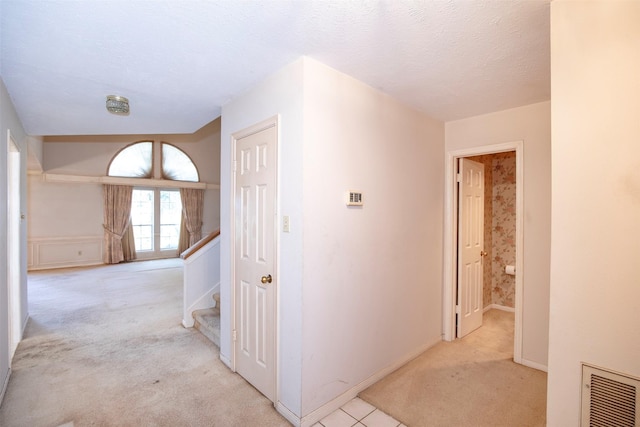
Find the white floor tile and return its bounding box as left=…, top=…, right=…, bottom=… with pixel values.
left=319, top=408, right=359, bottom=427
left=341, top=397, right=376, bottom=421
left=361, top=409, right=400, bottom=427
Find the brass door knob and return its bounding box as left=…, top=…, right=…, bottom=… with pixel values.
left=480, top=251, right=488, bottom=257
left=261, top=274, right=273, bottom=284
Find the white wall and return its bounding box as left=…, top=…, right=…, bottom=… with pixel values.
left=221, top=58, right=306, bottom=417
left=547, top=2, right=640, bottom=425
left=26, top=136, right=43, bottom=172
left=0, top=76, right=28, bottom=401
left=445, top=101, right=551, bottom=368
left=301, top=59, right=444, bottom=415
left=221, top=57, right=445, bottom=423
left=28, top=118, right=221, bottom=269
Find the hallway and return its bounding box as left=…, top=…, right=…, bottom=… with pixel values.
left=359, top=310, right=547, bottom=426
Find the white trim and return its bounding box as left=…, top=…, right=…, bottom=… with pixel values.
left=28, top=235, right=103, bottom=271
left=298, top=338, right=439, bottom=427
left=37, top=172, right=220, bottom=190
left=230, top=116, right=280, bottom=402
left=443, top=141, right=524, bottom=365
left=0, top=368, right=10, bottom=407
left=483, top=304, right=515, bottom=313
left=182, top=282, right=220, bottom=328
left=521, top=358, right=548, bottom=372
left=219, top=353, right=232, bottom=370
left=7, top=129, right=22, bottom=362
left=276, top=402, right=301, bottom=427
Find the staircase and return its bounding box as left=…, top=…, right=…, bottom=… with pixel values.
left=192, top=293, right=221, bottom=348
left=181, top=230, right=221, bottom=348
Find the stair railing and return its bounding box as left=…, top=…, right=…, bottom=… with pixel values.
left=181, top=229, right=220, bottom=260
left=181, top=229, right=221, bottom=328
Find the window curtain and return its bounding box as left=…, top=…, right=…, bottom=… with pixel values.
left=103, top=184, right=135, bottom=264
left=178, top=188, right=204, bottom=254
left=121, top=218, right=137, bottom=262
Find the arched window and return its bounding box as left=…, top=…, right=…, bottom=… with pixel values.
left=162, top=143, right=199, bottom=182
left=107, top=142, right=199, bottom=257
left=107, top=141, right=153, bottom=178
left=107, top=141, right=199, bottom=182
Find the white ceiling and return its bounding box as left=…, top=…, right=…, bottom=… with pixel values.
left=0, top=0, right=550, bottom=136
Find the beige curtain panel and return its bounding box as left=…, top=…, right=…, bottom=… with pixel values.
left=178, top=188, right=205, bottom=254
left=103, top=184, right=134, bottom=264
left=121, top=221, right=137, bottom=263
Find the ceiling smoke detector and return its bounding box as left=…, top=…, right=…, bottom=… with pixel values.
left=106, top=95, right=129, bottom=115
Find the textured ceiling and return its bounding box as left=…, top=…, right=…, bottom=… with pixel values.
left=0, top=0, right=550, bottom=136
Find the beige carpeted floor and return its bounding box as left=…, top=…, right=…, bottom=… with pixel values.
left=359, top=309, right=547, bottom=427
left=1, top=260, right=546, bottom=427
left=0, top=259, right=289, bottom=427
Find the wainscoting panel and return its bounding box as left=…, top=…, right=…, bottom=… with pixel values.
left=28, top=236, right=103, bottom=270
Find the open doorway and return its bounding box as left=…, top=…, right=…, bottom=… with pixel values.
left=443, top=141, right=524, bottom=364
left=7, top=130, right=22, bottom=360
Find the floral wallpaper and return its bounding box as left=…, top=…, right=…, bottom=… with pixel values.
left=491, top=152, right=516, bottom=308
left=467, top=152, right=516, bottom=309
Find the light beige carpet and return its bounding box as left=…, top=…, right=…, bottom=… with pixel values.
left=0, top=259, right=289, bottom=427
left=359, top=310, right=547, bottom=427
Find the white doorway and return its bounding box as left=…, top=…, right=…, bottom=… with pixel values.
left=443, top=141, right=524, bottom=363
left=231, top=117, right=278, bottom=402
left=7, top=131, right=22, bottom=361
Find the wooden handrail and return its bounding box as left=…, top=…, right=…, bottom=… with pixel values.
left=180, top=229, right=220, bottom=260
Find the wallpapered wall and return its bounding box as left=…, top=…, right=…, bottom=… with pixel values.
left=468, top=151, right=516, bottom=308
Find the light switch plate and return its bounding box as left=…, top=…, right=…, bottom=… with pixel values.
left=283, top=215, right=290, bottom=233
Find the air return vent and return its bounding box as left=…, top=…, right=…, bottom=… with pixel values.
left=582, top=364, right=640, bottom=427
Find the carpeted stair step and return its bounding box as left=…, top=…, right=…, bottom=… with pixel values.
left=193, top=306, right=220, bottom=348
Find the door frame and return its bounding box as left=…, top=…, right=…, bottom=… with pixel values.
left=6, top=130, right=22, bottom=361
left=443, top=141, right=524, bottom=364
left=229, top=116, right=280, bottom=401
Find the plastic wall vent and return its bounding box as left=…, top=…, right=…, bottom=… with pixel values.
left=582, top=364, right=639, bottom=427
left=346, top=191, right=363, bottom=206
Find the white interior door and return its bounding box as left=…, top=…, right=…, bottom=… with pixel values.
left=457, top=158, right=485, bottom=338
left=234, top=124, right=277, bottom=402
left=7, top=134, right=21, bottom=359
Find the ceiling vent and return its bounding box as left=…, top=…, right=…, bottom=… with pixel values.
left=582, top=363, right=639, bottom=427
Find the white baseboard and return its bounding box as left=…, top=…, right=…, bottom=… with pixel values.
left=219, top=353, right=232, bottom=370
left=182, top=282, right=220, bottom=328
left=299, top=337, right=440, bottom=427
left=0, top=368, right=11, bottom=407
left=483, top=304, right=515, bottom=313
left=21, top=314, right=29, bottom=338
left=521, top=358, right=548, bottom=372
left=276, top=402, right=301, bottom=427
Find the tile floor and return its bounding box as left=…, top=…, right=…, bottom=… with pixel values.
left=312, top=397, right=405, bottom=427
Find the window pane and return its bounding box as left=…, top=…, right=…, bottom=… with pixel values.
left=131, top=189, right=154, bottom=251
left=160, top=190, right=182, bottom=250
left=162, top=144, right=199, bottom=182
left=108, top=142, right=153, bottom=178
